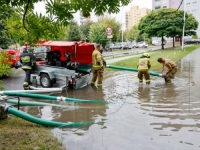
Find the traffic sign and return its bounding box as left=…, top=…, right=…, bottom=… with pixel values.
left=105, top=26, right=113, bottom=36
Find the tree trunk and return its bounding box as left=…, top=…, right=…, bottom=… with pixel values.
left=180, top=36, right=182, bottom=46
left=161, top=35, right=164, bottom=49
left=173, top=36, right=175, bottom=48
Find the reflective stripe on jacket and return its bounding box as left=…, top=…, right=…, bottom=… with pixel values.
left=138, top=58, right=150, bottom=70
left=92, top=50, right=103, bottom=69
left=20, top=51, right=34, bottom=70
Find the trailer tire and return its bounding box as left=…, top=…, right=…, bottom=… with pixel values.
left=40, top=74, right=52, bottom=88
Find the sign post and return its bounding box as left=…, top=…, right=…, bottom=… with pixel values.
left=105, top=26, right=113, bottom=38
left=105, top=26, right=114, bottom=57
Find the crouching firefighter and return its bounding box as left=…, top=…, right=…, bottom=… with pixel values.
left=20, top=47, right=35, bottom=90
left=91, top=44, right=104, bottom=87
left=137, top=53, right=151, bottom=84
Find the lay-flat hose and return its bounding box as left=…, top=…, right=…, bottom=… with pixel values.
left=6, top=106, right=93, bottom=127
left=2, top=92, right=105, bottom=103
left=107, top=65, right=164, bottom=77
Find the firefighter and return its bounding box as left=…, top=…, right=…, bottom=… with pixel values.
left=20, top=47, right=35, bottom=90
left=91, top=44, right=104, bottom=87
left=157, top=57, right=177, bottom=84
left=137, top=53, right=151, bottom=84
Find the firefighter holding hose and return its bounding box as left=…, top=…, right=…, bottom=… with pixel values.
left=137, top=53, right=151, bottom=84
left=91, top=44, right=104, bottom=87
left=157, top=57, right=177, bottom=84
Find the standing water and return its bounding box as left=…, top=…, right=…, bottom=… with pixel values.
left=3, top=49, right=200, bottom=150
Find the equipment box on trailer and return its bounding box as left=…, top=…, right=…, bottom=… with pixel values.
left=32, top=41, right=94, bottom=89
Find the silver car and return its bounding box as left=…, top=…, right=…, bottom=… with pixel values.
left=34, top=46, right=46, bottom=60
left=137, top=41, right=148, bottom=48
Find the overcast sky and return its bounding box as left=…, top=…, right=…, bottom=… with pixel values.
left=34, top=0, right=152, bottom=25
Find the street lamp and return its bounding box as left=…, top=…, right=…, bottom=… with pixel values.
left=181, top=0, right=186, bottom=50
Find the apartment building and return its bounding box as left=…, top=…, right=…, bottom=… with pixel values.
left=184, top=0, right=200, bottom=37
left=125, top=6, right=151, bottom=30
left=152, top=0, right=200, bottom=37
left=152, top=0, right=183, bottom=10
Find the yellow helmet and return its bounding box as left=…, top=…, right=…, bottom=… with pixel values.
left=143, top=53, right=150, bottom=58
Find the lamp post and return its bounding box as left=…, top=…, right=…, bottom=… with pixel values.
left=181, top=0, right=186, bottom=50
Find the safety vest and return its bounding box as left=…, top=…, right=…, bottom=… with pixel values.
left=92, top=50, right=103, bottom=69
left=20, top=51, right=34, bottom=70
left=164, top=59, right=177, bottom=68
left=138, top=58, right=150, bottom=70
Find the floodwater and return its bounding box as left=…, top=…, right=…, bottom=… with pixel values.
left=3, top=48, right=200, bottom=149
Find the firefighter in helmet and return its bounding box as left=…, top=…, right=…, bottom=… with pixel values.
left=20, top=47, right=35, bottom=90
left=137, top=53, right=151, bottom=84
left=91, top=44, right=104, bottom=87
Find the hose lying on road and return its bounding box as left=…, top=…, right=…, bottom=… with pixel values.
left=6, top=99, right=105, bottom=109
left=6, top=106, right=93, bottom=127
left=106, top=65, right=164, bottom=77
left=2, top=92, right=105, bottom=103
left=0, top=87, right=62, bottom=94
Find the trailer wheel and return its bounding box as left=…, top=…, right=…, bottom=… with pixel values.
left=40, top=74, right=52, bottom=88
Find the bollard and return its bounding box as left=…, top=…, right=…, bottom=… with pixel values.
left=32, top=76, right=38, bottom=87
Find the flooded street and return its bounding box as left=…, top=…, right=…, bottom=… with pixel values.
left=2, top=48, right=200, bottom=149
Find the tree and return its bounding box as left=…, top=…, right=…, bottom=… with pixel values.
left=66, top=21, right=82, bottom=41
left=0, top=5, right=14, bottom=48
left=80, top=21, right=94, bottom=41
left=89, top=18, right=121, bottom=48
left=1, top=0, right=131, bottom=25
left=88, top=23, right=108, bottom=48
left=101, top=18, right=121, bottom=43
left=126, top=25, right=140, bottom=41
left=4, top=9, right=67, bottom=46
left=138, top=8, right=198, bottom=49
left=0, top=51, right=12, bottom=90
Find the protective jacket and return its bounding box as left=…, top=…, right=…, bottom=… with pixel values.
left=92, top=49, right=103, bottom=69
left=20, top=51, right=34, bottom=70
left=137, top=58, right=151, bottom=70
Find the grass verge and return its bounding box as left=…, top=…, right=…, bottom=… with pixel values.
left=0, top=115, right=65, bottom=150
left=108, top=45, right=199, bottom=70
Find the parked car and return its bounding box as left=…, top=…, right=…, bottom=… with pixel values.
left=110, top=43, right=122, bottom=49
left=184, top=39, right=200, bottom=45
left=121, top=42, right=130, bottom=49
left=129, top=42, right=138, bottom=48
left=137, top=41, right=148, bottom=48
left=152, top=40, right=165, bottom=46
left=104, top=44, right=113, bottom=51
left=34, top=46, right=47, bottom=60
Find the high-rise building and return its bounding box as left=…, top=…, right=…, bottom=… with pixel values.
left=152, top=0, right=200, bottom=37
left=184, top=0, right=200, bottom=37
left=152, top=0, right=183, bottom=10
left=125, top=6, right=151, bottom=30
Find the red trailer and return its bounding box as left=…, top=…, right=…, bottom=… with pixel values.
left=32, top=41, right=94, bottom=89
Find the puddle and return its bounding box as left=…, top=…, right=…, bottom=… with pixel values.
left=3, top=48, right=200, bottom=149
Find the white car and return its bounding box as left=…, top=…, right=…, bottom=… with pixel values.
left=137, top=41, right=148, bottom=48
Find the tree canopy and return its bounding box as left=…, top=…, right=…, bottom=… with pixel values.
left=138, top=8, right=199, bottom=48
left=89, top=18, right=121, bottom=47
left=4, top=8, right=66, bottom=46
left=1, top=0, right=131, bottom=25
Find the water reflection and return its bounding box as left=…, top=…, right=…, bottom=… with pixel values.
left=137, top=85, right=151, bottom=102
left=26, top=85, right=107, bottom=128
